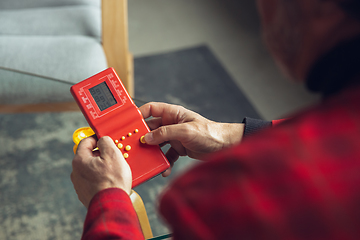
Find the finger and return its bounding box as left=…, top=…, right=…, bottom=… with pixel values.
left=162, top=168, right=172, bottom=177
left=76, top=135, right=98, bottom=157
left=139, top=102, right=161, bottom=119
left=162, top=147, right=180, bottom=177
left=159, top=141, right=169, bottom=148
left=146, top=117, right=163, bottom=130
left=169, top=140, right=188, bottom=157
left=70, top=171, right=74, bottom=183
left=165, top=147, right=180, bottom=165
left=97, top=136, right=122, bottom=160
left=139, top=102, right=186, bottom=124
left=144, top=123, right=193, bottom=146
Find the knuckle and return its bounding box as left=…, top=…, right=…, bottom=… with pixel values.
left=177, top=105, right=186, bottom=111
left=179, top=123, right=198, bottom=142
left=182, top=123, right=195, bottom=134
left=146, top=102, right=157, bottom=110
left=157, top=126, right=168, bottom=138
left=72, top=155, right=83, bottom=168
left=78, top=136, right=90, bottom=146
left=99, top=136, right=112, bottom=143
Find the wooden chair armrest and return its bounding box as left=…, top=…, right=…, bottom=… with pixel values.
left=102, top=0, right=134, bottom=96
left=130, top=190, right=154, bottom=239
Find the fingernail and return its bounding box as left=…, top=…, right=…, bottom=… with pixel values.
left=144, top=132, right=154, bottom=143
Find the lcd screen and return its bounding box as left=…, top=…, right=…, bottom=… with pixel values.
left=89, top=82, right=117, bottom=111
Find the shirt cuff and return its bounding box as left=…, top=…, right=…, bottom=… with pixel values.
left=242, top=117, right=272, bottom=137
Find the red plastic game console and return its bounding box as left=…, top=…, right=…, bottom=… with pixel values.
left=70, top=68, right=170, bottom=187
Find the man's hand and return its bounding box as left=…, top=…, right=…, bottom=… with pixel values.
left=139, top=102, right=245, bottom=177
left=71, top=136, right=132, bottom=208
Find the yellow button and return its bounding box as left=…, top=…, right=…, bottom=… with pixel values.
left=125, top=145, right=131, bottom=151
left=135, top=129, right=139, bottom=133
left=115, top=140, right=119, bottom=144
left=140, top=136, right=146, bottom=144
left=121, top=136, right=125, bottom=140
left=128, top=133, right=132, bottom=137
left=123, top=153, right=129, bottom=159
left=117, top=143, right=123, bottom=149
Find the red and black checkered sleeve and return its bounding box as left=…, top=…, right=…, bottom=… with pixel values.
left=82, top=188, right=144, bottom=240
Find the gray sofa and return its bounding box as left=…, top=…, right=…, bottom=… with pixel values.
left=0, top=0, right=109, bottom=105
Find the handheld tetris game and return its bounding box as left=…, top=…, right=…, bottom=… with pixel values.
left=70, top=68, right=170, bottom=187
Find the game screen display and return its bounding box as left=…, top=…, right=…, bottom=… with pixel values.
left=89, top=81, right=117, bottom=111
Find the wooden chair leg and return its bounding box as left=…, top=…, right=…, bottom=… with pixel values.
left=130, top=190, right=154, bottom=239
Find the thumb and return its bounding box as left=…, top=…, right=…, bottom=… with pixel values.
left=97, top=136, right=122, bottom=160
left=144, top=124, right=191, bottom=145
left=76, top=135, right=98, bottom=156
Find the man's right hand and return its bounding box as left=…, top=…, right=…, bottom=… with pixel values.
left=139, top=102, right=245, bottom=177
left=71, top=136, right=132, bottom=208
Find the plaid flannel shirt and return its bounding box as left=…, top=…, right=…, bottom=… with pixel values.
left=82, top=86, right=360, bottom=240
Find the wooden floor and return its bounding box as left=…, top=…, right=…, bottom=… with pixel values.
left=0, top=102, right=80, bottom=113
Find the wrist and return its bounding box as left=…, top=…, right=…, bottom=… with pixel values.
left=219, top=123, right=245, bottom=149
left=228, top=123, right=245, bottom=146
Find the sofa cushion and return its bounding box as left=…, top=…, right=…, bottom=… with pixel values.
left=0, top=35, right=108, bottom=104
left=0, top=35, right=107, bottom=82
left=0, top=0, right=100, bottom=9
left=0, top=69, right=76, bottom=104
left=0, top=0, right=109, bottom=105
left=0, top=6, right=101, bottom=41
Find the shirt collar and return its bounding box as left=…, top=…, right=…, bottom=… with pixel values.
left=306, top=35, right=360, bottom=98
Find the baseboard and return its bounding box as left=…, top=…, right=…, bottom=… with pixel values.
left=0, top=102, right=80, bottom=113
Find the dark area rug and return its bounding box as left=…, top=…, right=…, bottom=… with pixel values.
left=0, top=45, right=260, bottom=239
left=135, top=45, right=260, bottom=123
